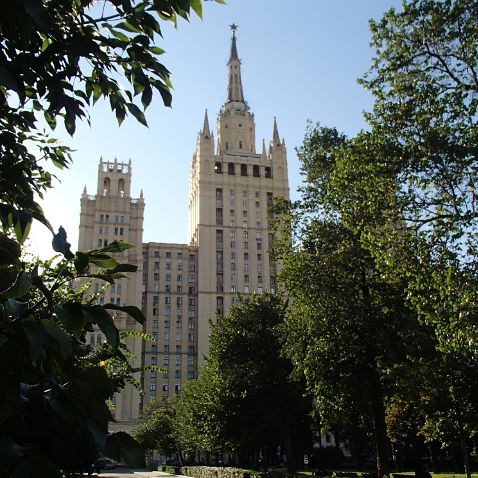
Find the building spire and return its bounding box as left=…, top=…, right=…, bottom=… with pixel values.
left=226, top=24, right=244, bottom=104
left=202, top=109, right=211, bottom=137
left=272, top=116, right=280, bottom=145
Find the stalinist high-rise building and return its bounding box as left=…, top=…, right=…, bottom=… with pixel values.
left=78, top=27, right=289, bottom=431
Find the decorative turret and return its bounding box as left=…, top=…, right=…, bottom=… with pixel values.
left=272, top=116, right=281, bottom=146
left=202, top=109, right=211, bottom=138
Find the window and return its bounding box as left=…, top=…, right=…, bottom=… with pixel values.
left=164, top=331, right=170, bottom=340
left=239, top=140, right=243, bottom=149
left=244, top=242, right=249, bottom=249
left=243, top=231, right=248, bottom=238
left=230, top=230, right=236, bottom=238
left=175, top=356, right=181, bottom=366
left=165, top=285, right=171, bottom=292
left=243, top=210, right=248, bottom=218
left=154, top=251, right=160, bottom=257
left=188, top=309, right=195, bottom=318
left=163, top=356, right=169, bottom=365
left=231, top=252, right=236, bottom=259
left=244, top=274, right=249, bottom=283
left=176, top=297, right=182, bottom=306
left=216, top=296, right=224, bottom=305
left=177, top=275, right=182, bottom=282
left=189, top=287, right=196, bottom=295
left=241, top=164, right=247, bottom=176
left=166, top=251, right=171, bottom=258
left=215, top=162, right=222, bottom=173
left=188, top=346, right=195, bottom=354
left=164, top=307, right=171, bottom=316
left=257, top=253, right=263, bottom=261
left=153, top=272, right=159, bottom=281
left=162, top=384, right=169, bottom=392
left=230, top=209, right=235, bottom=217
left=228, top=163, right=235, bottom=175
left=152, top=320, right=158, bottom=330
left=244, top=264, right=249, bottom=271
left=230, top=198, right=235, bottom=206
left=175, top=370, right=181, bottom=379
left=174, top=384, right=180, bottom=393
left=189, top=298, right=196, bottom=306
left=231, top=263, right=236, bottom=270
left=253, top=165, right=260, bottom=177
left=187, top=371, right=195, bottom=380
left=188, top=321, right=195, bottom=330
left=152, top=332, right=158, bottom=341
left=166, top=273, right=171, bottom=281
left=231, top=286, right=237, bottom=293
left=165, top=296, right=171, bottom=304
left=176, top=320, right=182, bottom=328
left=163, top=345, right=169, bottom=352
left=177, top=263, right=183, bottom=270
left=153, top=296, right=159, bottom=305
left=244, top=252, right=249, bottom=260
left=150, top=383, right=156, bottom=392
left=166, top=262, right=171, bottom=270
left=187, top=356, right=194, bottom=366
left=230, top=241, right=236, bottom=249
left=258, top=275, right=263, bottom=283
left=244, top=286, right=249, bottom=293
left=188, top=333, right=195, bottom=341
left=255, top=191, right=260, bottom=198
left=176, top=332, right=182, bottom=341
left=231, top=274, right=237, bottom=282
left=176, top=345, right=182, bottom=353
left=151, top=356, right=157, bottom=365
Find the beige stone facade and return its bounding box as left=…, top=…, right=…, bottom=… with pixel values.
left=78, top=30, right=289, bottom=427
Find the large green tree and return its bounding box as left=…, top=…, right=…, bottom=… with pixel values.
left=272, top=124, right=435, bottom=478
left=0, top=1, right=222, bottom=476
left=326, top=0, right=478, bottom=356
left=175, top=293, right=312, bottom=471
left=134, top=396, right=180, bottom=458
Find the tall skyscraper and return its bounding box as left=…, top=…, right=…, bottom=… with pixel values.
left=78, top=27, right=289, bottom=430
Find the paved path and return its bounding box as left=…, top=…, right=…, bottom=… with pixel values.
left=98, top=470, right=190, bottom=478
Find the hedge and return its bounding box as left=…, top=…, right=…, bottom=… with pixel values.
left=161, top=465, right=286, bottom=478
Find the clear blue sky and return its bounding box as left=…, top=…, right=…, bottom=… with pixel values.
left=30, top=0, right=403, bottom=257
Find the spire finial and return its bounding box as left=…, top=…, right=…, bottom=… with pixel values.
left=226, top=24, right=244, bottom=103
left=272, top=116, right=280, bottom=145
left=202, top=109, right=211, bottom=137
left=261, top=139, right=267, bottom=160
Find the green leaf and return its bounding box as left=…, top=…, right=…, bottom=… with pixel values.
left=41, top=320, right=72, bottom=359
left=52, top=226, right=74, bottom=259
left=83, top=306, right=119, bottom=350
left=190, top=0, right=202, bottom=18
left=141, top=84, right=152, bottom=109
left=13, top=211, right=32, bottom=244
left=0, top=234, right=21, bottom=266
left=55, top=302, right=85, bottom=337
left=126, top=103, right=148, bottom=127
left=83, top=253, right=119, bottom=269
left=3, top=271, right=32, bottom=299
left=103, top=304, right=145, bottom=324
left=104, top=432, right=145, bottom=467
left=98, top=240, right=134, bottom=253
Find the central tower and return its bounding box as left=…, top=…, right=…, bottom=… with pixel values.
left=188, top=27, right=290, bottom=362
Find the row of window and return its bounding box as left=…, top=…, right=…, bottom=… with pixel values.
left=150, top=345, right=195, bottom=354
left=215, top=162, right=272, bottom=178
left=99, top=214, right=125, bottom=223
left=216, top=189, right=264, bottom=199
left=150, top=321, right=195, bottom=332
left=151, top=308, right=196, bottom=318
left=148, top=332, right=195, bottom=342
left=160, top=355, right=195, bottom=366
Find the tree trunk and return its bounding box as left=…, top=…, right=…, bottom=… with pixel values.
left=370, top=399, right=390, bottom=478
left=460, top=436, right=471, bottom=478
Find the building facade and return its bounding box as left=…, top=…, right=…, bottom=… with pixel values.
left=78, top=29, right=289, bottom=428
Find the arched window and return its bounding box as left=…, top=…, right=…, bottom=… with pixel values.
left=228, top=163, right=235, bottom=175
left=215, top=162, right=222, bottom=174
left=118, top=178, right=125, bottom=196
left=239, top=140, right=243, bottom=149
left=253, top=165, right=260, bottom=177
left=103, top=177, right=110, bottom=195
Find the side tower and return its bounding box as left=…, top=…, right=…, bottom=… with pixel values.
left=78, top=158, right=145, bottom=433
left=188, top=27, right=290, bottom=362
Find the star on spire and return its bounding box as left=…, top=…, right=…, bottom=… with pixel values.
left=229, top=23, right=238, bottom=37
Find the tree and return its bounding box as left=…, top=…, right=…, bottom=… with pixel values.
left=327, top=0, right=478, bottom=356
left=272, top=124, right=433, bottom=478
left=134, top=397, right=179, bottom=458
left=175, top=293, right=312, bottom=471
left=1, top=0, right=222, bottom=240
left=0, top=1, right=222, bottom=475
left=289, top=2, right=478, bottom=474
